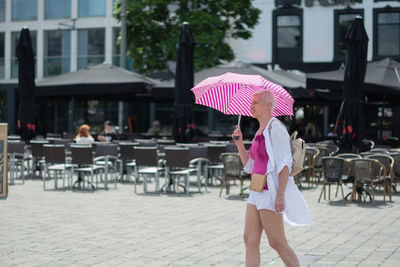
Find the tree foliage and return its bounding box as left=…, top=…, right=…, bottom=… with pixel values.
left=114, top=0, right=261, bottom=74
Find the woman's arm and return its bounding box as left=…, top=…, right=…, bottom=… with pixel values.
left=232, top=126, right=249, bottom=166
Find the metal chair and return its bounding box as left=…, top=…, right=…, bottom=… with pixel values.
left=70, top=145, right=104, bottom=191
left=318, top=157, right=345, bottom=204
left=8, top=141, right=27, bottom=185
left=119, top=142, right=139, bottom=182
left=349, top=159, right=387, bottom=205
left=30, top=140, right=49, bottom=178
left=94, top=143, right=120, bottom=189
left=219, top=153, right=250, bottom=198
left=164, top=146, right=199, bottom=194
left=134, top=146, right=163, bottom=193
left=337, top=153, right=362, bottom=200
left=42, top=144, right=72, bottom=190
left=188, top=146, right=209, bottom=192
left=206, top=144, right=226, bottom=184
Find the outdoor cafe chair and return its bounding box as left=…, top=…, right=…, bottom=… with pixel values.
left=313, top=146, right=331, bottom=183
left=30, top=140, right=49, bottom=178
left=336, top=153, right=362, bottom=200
left=390, top=153, right=400, bottom=190
left=119, top=142, right=139, bottom=182
left=42, top=144, right=72, bottom=190
left=366, top=154, right=394, bottom=201
left=70, top=145, right=104, bottom=191
left=206, top=144, right=226, bottom=184
left=318, top=157, right=346, bottom=204
left=219, top=153, right=250, bottom=198
left=164, top=146, right=200, bottom=194
left=8, top=141, right=28, bottom=185
left=349, top=159, right=387, bottom=205
left=188, top=145, right=209, bottom=192
left=134, top=146, right=164, bottom=193
left=300, top=147, right=319, bottom=188
left=94, top=143, right=120, bottom=189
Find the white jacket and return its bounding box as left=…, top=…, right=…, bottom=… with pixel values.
left=244, top=118, right=313, bottom=226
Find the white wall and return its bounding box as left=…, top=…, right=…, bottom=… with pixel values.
left=231, top=0, right=400, bottom=65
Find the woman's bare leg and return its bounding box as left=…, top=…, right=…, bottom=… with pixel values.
left=244, top=204, right=263, bottom=267
left=259, top=209, right=300, bottom=267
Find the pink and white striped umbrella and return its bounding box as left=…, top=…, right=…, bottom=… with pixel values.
left=191, top=72, right=294, bottom=118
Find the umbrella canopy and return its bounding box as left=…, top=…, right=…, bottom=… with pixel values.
left=307, top=57, right=400, bottom=94
left=335, top=17, right=368, bottom=151
left=172, top=23, right=195, bottom=142
left=36, top=63, right=155, bottom=99
left=17, top=28, right=39, bottom=142
left=191, top=72, right=294, bottom=119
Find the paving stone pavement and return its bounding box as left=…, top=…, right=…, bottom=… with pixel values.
left=1, top=178, right=400, bottom=267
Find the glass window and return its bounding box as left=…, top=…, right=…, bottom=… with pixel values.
left=11, top=31, right=37, bottom=79
left=336, top=12, right=362, bottom=58
left=0, top=0, right=5, bottom=22
left=0, top=91, right=7, bottom=122
left=78, top=28, right=105, bottom=69
left=277, top=15, right=301, bottom=48
left=0, top=33, right=4, bottom=79
left=78, top=0, right=106, bottom=17
left=44, top=30, right=71, bottom=77
left=377, top=12, right=400, bottom=56
left=12, top=0, right=37, bottom=21
left=45, top=0, right=70, bottom=19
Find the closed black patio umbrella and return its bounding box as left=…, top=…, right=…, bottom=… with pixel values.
left=172, top=22, right=195, bottom=142
left=17, top=28, right=39, bottom=142
left=335, top=17, right=369, bottom=151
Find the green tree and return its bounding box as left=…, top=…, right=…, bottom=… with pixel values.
left=114, top=0, right=261, bottom=74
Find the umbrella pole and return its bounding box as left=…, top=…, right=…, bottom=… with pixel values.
left=237, top=115, right=241, bottom=126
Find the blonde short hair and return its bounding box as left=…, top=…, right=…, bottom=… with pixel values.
left=253, top=90, right=276, bottom=113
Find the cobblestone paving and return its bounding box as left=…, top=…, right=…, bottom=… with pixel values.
left=1, top=178, right=400, bottom=266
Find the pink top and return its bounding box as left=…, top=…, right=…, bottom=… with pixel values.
left=249, top=133, right=269, bottom=190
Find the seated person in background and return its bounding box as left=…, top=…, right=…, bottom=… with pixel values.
left=146, top=120, right=161, bottom=136
left=75, top=124, right=94, bottom=145
left=97, top=120, right=115, bottom=141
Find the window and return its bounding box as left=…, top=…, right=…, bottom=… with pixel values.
left=44, top=30, right=71, bottom=77
left=78, top=0, right=106, bottom=17
left=45, top=0, right=70, bottom=19
left=113, top=28, right=120, bottom=67
left=12, top=0, right=37, bottom=21
left=0, top=33, right=4, bottom=79
left=78, top=28, right=105, bottom=69
left=11, top=31, right=37, bottom=79
left=0, top=0, right=5, bottom=22
left=334, top=10, right=363, bottom=61
left=374, top=10, right=400, bottom=58
left=273, top=9, right=303, bottom=65
left=277, top=15, right=301, bottom=48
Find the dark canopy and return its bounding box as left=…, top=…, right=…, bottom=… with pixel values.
left=307, top=58, right=400, bottom=95
left=36, top=63, right=155, bottom=100
left=335, top=17, right=368, bottom=151
left=17, top=28, right=39, bottom=142
left=172, top=23, right=195, bottom=142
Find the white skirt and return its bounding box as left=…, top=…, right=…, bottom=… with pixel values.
left=248, top=189, right=275, bottom=212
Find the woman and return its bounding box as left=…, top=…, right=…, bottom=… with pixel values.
left=75, top=124, right=94, bottom=145
left=232, top=90, right=312, bottom=267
